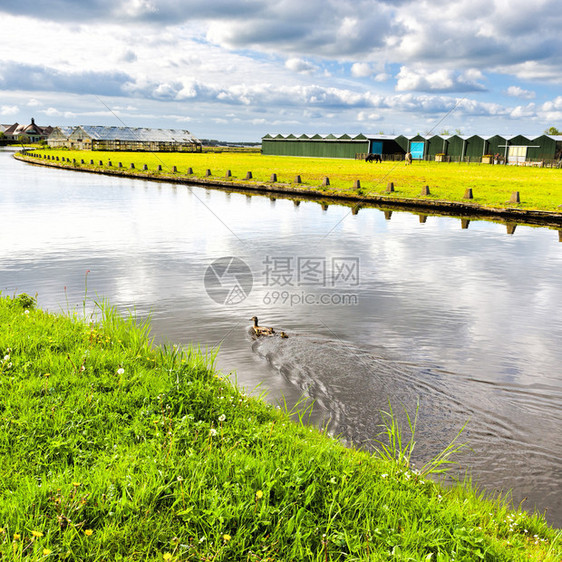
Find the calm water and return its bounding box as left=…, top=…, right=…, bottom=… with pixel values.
left=2, top=149, right=562, bottom=526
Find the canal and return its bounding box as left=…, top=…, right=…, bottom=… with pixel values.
left=2, top=149, right=561, bottom=526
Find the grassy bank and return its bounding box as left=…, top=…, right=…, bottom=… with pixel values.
left=27, top=149, right=562, bottom=213
left=0, top=294, right=560, bottom=560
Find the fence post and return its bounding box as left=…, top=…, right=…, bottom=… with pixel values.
left=387, top=182, right=394, bottom=192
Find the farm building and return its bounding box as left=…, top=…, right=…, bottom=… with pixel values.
left=47, top=126, right=202, bottom=152
left=262, top=133, right=562, bottom=164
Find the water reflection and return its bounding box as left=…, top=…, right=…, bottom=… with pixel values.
left=2, top=150, right=562, bottom=526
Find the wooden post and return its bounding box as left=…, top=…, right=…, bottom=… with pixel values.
left=81, top=159, right=85, bottom=164
left=510, top=191, right=520, bottom=203
left=384, top=210, right=392, bottom=220
left=387, top=182, right=394, bottom=192
left=506, top=223, right=517, bottom=235
left=352, top=205, right=360, bottom=215
left=270, top=173, right=277, bottom=182
left=108, top=161, right=112, bottom=166
left=463, top=188, right=473, bottom=199
left=118, top=162, right=123, bottom=168
left=157, top=165, right=162, bottom=171
left=142, top=164, right=148, bottom=170
left=130, top=163, right=135, bottom=169
left=90, top=159, right=94, bottom=165
left=205, top=169, right=211, bottom=176
left=461, top=219, right=470, bottom=229
left=172, top=166, right=177, bottom=173
left=421, top=185, right=430, bottom=196
left=225, top=170, right=231, bottom=178
left=322, top=177, right=330, bottom=187
left=419, top=214, right=427, bottom=223
left=187, top=167, right=193, bottom=174
left=353, top=179, right=361, bottom=189
left=294, top=175, right=301, bottom=183
left=99, top=160, right=103, bottom=166
left=246, top=171, right=253, bottom=180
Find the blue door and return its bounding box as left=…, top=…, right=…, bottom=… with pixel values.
left=370, top=141, right=383, bottom=155
left=410, top=141, right=424, bottom=159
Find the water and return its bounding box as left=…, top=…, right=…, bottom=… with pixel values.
left=2, top=149, right=561, bottom=526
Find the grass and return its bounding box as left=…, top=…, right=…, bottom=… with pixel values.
left=25, top=149, right=562, bottom=213
left=0, top=293, right=560, bottom=561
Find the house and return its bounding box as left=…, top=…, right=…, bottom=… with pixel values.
left=1, top=118, right=53, bottom=142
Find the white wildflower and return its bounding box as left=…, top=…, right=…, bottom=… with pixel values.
left=218, top=414, right=226, bottom=422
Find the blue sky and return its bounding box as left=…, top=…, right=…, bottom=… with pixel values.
left=1, top=0, right=561, bottom=141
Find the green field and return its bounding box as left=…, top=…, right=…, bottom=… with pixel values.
left=29, top=149, right=562, bottom=213
left=1, top=293, right=561, bottom=560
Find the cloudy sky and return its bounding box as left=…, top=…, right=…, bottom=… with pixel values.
left=1, top=0, right=561, bottom=141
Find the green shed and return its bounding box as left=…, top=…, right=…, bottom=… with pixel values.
left=261, top=133, right=369, bottom=158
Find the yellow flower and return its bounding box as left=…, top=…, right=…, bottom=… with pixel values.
left=43, top=549, right=52, bottom=556
left=223, top=534, right=231, bottom=542
left=163, top=554, right=173, bottom=560
left=255, top=490, right=263, bottom=499
left=32, top=530, right=44, bottom=538
left=13, top=533, right=21, bottom=541
left=84, top=529, right=93, bottom=536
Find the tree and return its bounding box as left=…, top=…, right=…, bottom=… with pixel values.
left=545, top=126, right=561, bottom=135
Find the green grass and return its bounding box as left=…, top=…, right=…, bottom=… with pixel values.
left=0, top=293, right=560, bottom=560
left=26, top=149, right=562, bottom=213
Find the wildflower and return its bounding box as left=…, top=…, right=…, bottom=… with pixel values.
left=218, top=414, right=226, bottom=422
left=32, top=530, right=44, bottom=538
left=43, top=549, right=52, bottom=556
left=84, top=529, right=93, bottom=536
left=24, top=310, right=30, bottom=315
left=209, top=428, right=217, bottom=437
left=223, top=534, right=231, bottom=542
left=13, top=533, right=21, bottom=540
left=3, top=354, right=9, bottom=361
left=163, top=554, right=172, bottom=561
left=117, top=368, right=125, bottom=375
left=44, top=373, right=50, bottom=377
left=255, top=490, right=263, bottom=499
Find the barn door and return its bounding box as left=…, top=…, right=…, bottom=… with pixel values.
left=410, top=141, right=424, bottom=159
left=508, top=146, right=527, bottom=165
left=370, top=141, right=383, bottom=155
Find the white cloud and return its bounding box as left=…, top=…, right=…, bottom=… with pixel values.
left=285, top=58, right=317, bottom=74
left=396, top=66, right=486, bottom=92
left=506, top=86, right=535, bottom=99
left=351, top=62, right=373, bottom=78
left=0, top=105, right=18, bottom=116
left=357, top=111, right=383, bottom=122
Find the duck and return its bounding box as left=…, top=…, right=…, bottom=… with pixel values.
left=279, top=331, right=289, bottom=339
left=250, top=316, right=275, bottom=336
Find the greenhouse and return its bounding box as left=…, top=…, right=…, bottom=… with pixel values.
left=48, top=126, right=202, bottom=152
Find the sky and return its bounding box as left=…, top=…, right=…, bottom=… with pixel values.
left=1, top=0, right=562, bottom=142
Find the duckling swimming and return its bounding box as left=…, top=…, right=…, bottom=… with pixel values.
left=250, top=316, right=275, bottom=337
left=279, top=331, right=289, bottom=339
